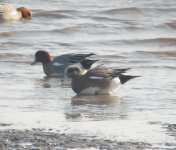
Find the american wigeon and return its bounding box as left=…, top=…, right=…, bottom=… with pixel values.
left=0, top=3, right=32, bottom=20
left=31, top=50, right=98, bottom=77
left=65, top=65, right=140, bottom=95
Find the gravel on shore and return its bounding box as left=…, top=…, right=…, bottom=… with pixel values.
left=0, top=129, right=151, bottom=150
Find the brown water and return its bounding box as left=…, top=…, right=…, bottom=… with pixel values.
left=0, top=0, right=176, bottom=149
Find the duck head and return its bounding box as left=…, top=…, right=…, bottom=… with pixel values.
left=65, top=65, right=82, bottom=79
left=17, top=7, right=32, bottom=19
left=31, top=50, right=51, bottom=65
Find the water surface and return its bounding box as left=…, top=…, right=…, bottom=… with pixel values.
left=0, top=0, right=176, bottom=149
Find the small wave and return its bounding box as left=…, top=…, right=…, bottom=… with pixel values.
left=0, top=53, right=24, bottom=58
left=166, top=21, right=176, bottom=29
left=34, top=9, right=79, bottom=14
left=121, top=38, right=176, bottom=46
left=146, top=38, right=176, bottom=46
left=0, top=30, right=44, bottom=37
left=0, top=31, right=15, bottom=37
left=0, top=60, right=31, bottom=64
left=51, top=42, right=72, bottom=47
left=102, top=7, right=141, bottom=14
left=0, top=27, right=78, bottom=36
left=95, top=54, right=126, bottom=64
left=50, top=27, right=78, bottom=34
left=1, top=42, right=32, bottom=47
left=0, top=123, right=12, bottom=127
left=34, top=10, right=75, bottom=19
left=155, top=38, right=176, bottom=43
left=91, top=16, right=118, bottom=22
left=125, top=26, right=145, bottom=31
left=136, top=51, right=176, bottom=57
left=142, top=7, right=176, bottom=12
left=130, top=38, right=176, bottom=47
left=99, top=54, right=125, bottom=59
left=0, top=53, right=32, bottom=63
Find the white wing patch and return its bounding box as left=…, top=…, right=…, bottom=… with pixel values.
left=53, top=62, right=64, bottom=66
left=79, top=77, right=121, bottom=95
left=89, top=76, right=104, bottom=79
left=109, top=78, right=121, bottom=92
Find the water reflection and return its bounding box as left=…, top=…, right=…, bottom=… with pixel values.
left=71, top=95, right=121, bottom=106
left=35, top=77, right=63, bottom=88
left=64, top=95, right=123, bottom=121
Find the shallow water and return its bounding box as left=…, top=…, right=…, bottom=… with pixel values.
left=0, top=0, right=176, bottom=149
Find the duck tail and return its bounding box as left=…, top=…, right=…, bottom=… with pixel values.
left=119, top=75, right=141, bottom=84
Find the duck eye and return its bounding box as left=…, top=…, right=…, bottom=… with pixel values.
left=68, top=69, right=73, bottom=73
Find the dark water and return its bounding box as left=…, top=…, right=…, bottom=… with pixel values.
left=0, top=0, right=176, bottom=148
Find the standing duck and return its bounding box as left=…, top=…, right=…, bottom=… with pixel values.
left=31, top=50, right=98, bottom=77
left=65, top=65, right=140, bottom=95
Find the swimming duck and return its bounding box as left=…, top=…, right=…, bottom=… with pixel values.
left=65, top=65, right=140, bottom=95
left=0, top=3, right=32, bottom=20
left=31, top=50, right=98, bottom=77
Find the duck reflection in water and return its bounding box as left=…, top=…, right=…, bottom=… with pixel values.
left=36, top=77, right=63, bottom=88
left=64, top=95, right=125, bottom=121
left=71, top=95, right=121, bottom=106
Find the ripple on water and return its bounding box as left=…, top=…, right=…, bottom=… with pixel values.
left=34, top=10, right=76, bottom=19
left=136, top=50, right=176, bottom=58
left=101, top=7, right=142, bottom=14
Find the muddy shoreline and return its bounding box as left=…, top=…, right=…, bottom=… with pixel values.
left=0, top=123, right=176, bottom=149
left=0, top=129, right=151, bottom=150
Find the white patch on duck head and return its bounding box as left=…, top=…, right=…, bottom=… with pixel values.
left=75, top=62, right=87, bottom=74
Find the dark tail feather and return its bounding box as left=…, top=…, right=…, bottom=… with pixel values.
left=119, top=75, right=141, bottom=84
left=85, top=53, right=96, bottom=57
left=114, top=68, right=131, bottom=74
left=75, top=53, right=95, bottom=60
left=81, top=59, right=98, bottom=70
left=69, top=53, right=95, bottom=63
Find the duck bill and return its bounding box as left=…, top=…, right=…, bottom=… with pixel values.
left=31, top=60, right=37, bottom=65
left=64, top=75, right=68, bottom=81
left=61, top=75, right=69, bottom=83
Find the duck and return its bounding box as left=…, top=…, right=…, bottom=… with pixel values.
left=64, top=65, right=140, bottom=95
left=31, top=50, right=98, bottom=77
left=0, top=3, right=32, bottom=20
